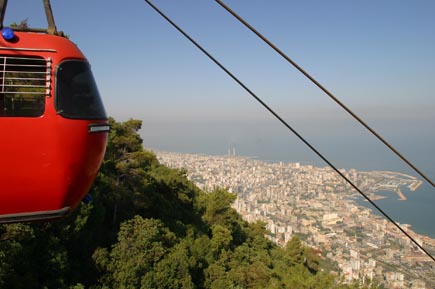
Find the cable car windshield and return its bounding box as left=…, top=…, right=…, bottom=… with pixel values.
left=55, top=60, right=107, bottom=120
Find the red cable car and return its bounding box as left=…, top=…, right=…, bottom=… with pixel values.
left=0, top=0, right=109, bottom=223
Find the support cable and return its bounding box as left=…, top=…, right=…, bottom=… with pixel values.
left=215, top=0, right=435, bottom=189
left=0, top=0, right=8, bottom=29
left=144, top=0, right=435, bottom=262
left=42, top=0, right=57, bottom=35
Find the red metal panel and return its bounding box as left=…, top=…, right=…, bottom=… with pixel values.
left=0, top=31, right=107, bottom=220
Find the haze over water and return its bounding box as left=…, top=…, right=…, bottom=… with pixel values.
left=142, top=120, right=435, bottom=238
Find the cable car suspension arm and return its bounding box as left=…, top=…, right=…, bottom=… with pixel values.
left=0, top=0, right=61, bottom=35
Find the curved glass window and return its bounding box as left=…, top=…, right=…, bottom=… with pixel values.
left=56, top=60, right=107, bottom=119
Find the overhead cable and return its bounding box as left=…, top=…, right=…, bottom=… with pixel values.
left=215, top=0, right=435, bottom=189
left=144, top=0, right=435, bottom=262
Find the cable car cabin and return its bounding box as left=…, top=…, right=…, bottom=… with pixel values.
left=0, top=30, right=109, bottom=223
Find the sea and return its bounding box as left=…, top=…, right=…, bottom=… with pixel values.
left=355, top=183, right=435, bottom=239
left=142, top=121, right=435, bottom=238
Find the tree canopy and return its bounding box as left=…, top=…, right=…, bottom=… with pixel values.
left=0, top=118, right=376, bottom=289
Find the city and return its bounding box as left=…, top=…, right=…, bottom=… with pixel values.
left=155, top=150, right=435, bottom=289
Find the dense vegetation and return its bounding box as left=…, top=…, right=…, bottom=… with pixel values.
left=0, top=118, right=375, bottom=289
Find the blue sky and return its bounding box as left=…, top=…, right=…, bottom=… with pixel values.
left=4, top=0, right=435, bottom=172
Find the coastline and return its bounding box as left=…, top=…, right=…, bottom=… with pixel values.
left=153, top=149, right=435, bottom=239
left=155, top=149, right=435, bottom=286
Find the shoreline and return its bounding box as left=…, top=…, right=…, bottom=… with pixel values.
left=154, top=149, right=435, bottom=239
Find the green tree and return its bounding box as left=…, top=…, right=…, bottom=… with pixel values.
left=94, top=216, right=175, bottom=288
left=0, top=118, right=371, bottom=289
left=284, top=235, right=304, bottom=265
left=202, top=189, right=238, bottom=228
left=144, top=243, right=195, bottom=289
left=210, top=225, right=232, bottom=257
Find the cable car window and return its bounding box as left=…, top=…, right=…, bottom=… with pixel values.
left=55, top=60, right=107, bottom=119
left=0, top=55, right=47, bottom=117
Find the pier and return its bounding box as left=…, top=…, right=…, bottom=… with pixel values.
left=395, top=188, right=407, bottom=201
left=409, top=181, right=423, bottom=191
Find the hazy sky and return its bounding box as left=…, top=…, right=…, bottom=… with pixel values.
left=4, top=0, right=435, bottom=172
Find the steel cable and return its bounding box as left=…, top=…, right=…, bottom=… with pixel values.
left=215, top=0, right=435, bottom=189
left=144, top=0, right=435, bottom=263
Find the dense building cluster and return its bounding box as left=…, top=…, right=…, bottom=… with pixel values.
left=156, top=150, right=435, bottom=289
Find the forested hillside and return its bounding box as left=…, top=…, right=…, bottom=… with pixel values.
left=0, top=118, right=376, bottom=289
